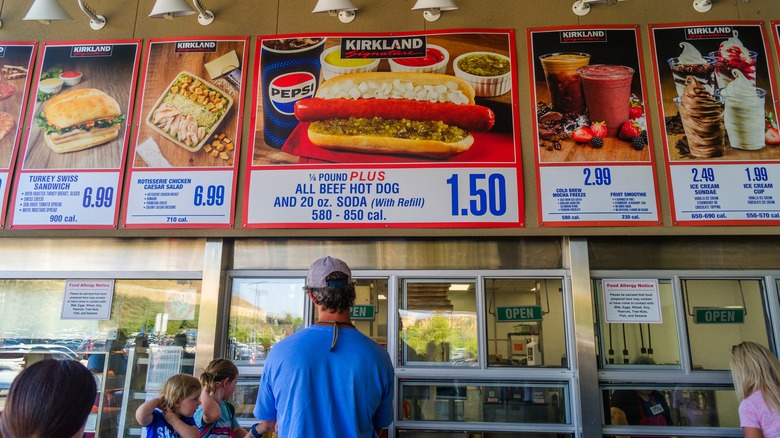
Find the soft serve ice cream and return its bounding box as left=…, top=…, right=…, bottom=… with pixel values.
left=678, top=76, right=725, bottom=158
left=718, top=69, right=766, bottom=150
left=712, top=30, right=757, bottom=89
left=668, top=42, right=715, bottom=96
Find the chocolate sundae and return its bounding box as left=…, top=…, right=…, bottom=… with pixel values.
left=668, top=42, right=715, bottom=97
left=677, top=76, right=725, bottom=158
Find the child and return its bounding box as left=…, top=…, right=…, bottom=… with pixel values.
left=135, top=373, right=201, bottom=438
left=195, top=359, right=249, bottom=438
left=731, top=342, right=780, bottom=437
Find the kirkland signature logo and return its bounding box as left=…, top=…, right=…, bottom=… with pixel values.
left=685, top=26, right=733, bottom=40
left=341, top=36, right=426, bottom=59
left=70, top=45, right=113, bottom=57
left=175, top=41, right=218, bottom=53
left=561, top=30, right=607, bottom=43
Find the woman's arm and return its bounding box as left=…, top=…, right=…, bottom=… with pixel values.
left=163, top=410, right=198, bottom=438
left=135, top=397, right=162, bottom=427
left=743, top=427, right=764, bottom=438
left=200, top=387, right=223, bottom=424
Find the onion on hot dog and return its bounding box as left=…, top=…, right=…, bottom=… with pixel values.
left=293, top=72, right=495, bottom=158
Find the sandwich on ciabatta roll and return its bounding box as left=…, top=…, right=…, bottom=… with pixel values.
left=35, top=88, right=125, bottom=153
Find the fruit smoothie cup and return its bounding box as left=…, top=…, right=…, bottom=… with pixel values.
left=577, top=64, right=634, bottom=136
left=539, top=52, right=590, bottom=115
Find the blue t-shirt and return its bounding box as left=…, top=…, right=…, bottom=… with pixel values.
left=254, top=325, right=394, bottom=438
left=143, top=408, right=196, bottom=438
left=194, top=401, right=238, bottom=437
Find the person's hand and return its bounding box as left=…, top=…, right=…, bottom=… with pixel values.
left=163, top=408, right=179, bottom=424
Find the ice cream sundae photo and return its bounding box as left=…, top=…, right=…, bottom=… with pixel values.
left=668, top=42, right=716, bottom=96
left=709, top=30, right=758, bottom=89
left=675, top=76, right=725, bottom=158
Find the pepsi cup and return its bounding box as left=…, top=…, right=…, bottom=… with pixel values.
left=261, top=37, right=326, bottom=149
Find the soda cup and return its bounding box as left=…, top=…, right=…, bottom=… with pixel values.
left=260, top=37, right=326, bottom=149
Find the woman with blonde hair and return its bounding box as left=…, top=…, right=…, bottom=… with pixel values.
left=730, top=341, right=780, bottom=437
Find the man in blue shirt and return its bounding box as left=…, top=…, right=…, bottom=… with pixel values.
left=250, top=256, right=394, bottom=438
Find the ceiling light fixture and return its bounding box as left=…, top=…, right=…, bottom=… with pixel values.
left=23, top=0, right=72, bottom=24
left=312, top=0, right=358, bottom=24
left=693, top=0, right=712, bottom=12
left=149, top=0, right=213, bottom=25
left=77, top=0, right=106, bottom=30
left=411, top=0, right=458, bottom=22
left=448, top=284, right=470, bottom=291
left=572, top=0, right=626, bottom=16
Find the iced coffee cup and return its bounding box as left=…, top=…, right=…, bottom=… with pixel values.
left=675, top=76, right=725, bottom=158
left=716, top=69, right=766, bottom=150
left=667, top=42, right=715, bottom=97
left=539, top=52, right=590, bottom=115
left=577, top=64, right=634, bottom=136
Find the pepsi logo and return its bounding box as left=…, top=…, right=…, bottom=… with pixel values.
left=269, top=72, right=317, bottom=115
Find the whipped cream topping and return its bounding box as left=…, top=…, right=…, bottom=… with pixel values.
left=677, top=42, right=708, bottom=65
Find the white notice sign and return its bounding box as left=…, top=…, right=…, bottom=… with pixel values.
left=61, top=280, right=115, bottom=320
left=602, top=279, right=662, bottom=323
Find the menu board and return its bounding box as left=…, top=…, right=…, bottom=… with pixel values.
left=650, top=22, right=780, bottom=225
left=8, top=40, right=141, bottom=229
left=122, top=37, right=248, bottom=228
left=243, top=30, right=522, bottom=228
left=0, top=42, right=36, bottom=229
left=529, top=26, right=661, bottom=226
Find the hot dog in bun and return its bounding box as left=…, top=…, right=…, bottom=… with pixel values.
left=35, top=88, right=125, bottom=153
left=294, top=72, right=495, bottom=158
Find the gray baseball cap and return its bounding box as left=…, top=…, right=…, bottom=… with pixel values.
left=306, top=256, right=352, bottom=288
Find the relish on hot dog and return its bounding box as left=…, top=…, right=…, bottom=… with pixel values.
left=293, top=72, right=495, bottom=158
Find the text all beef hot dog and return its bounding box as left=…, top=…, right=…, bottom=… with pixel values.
left=293, top=72, right=496, bottom=159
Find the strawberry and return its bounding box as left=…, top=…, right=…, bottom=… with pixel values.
left=619, top=120, right=642, bottom=140
left=766, top=128, right=780, bottom=145
left=629, top=101, right=644, bottom=120
left=571, top=126, right=593, bottom=143
left=589, top=121, right=607, bottom=139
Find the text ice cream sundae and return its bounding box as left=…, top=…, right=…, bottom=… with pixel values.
left=710, top=30, right=757, bottom=89
left=668, top=42, right=715, bottom=96
left=717, top=69, right=766, bottom=150
left=677, top=76, right=725, bottom=158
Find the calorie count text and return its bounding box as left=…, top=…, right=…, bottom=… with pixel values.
left=272, top=171, right=511, bottom=222
left=683, top=165, right=780, bottom=221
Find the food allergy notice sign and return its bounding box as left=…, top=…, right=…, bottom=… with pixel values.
left=602, top=279, right=662, bottom=323
left=244, top=29, right=523, bottom=228
left=61, top=280, right=115, bottom=320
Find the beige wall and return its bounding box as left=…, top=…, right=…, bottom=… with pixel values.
left=0, top=0, right=777, bottom=238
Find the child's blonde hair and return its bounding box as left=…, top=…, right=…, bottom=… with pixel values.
left=199, top=358, right=238, bottom=395
left=731, top=341, right=780, bottom=413
left=159, top=374, right=201, bottom=412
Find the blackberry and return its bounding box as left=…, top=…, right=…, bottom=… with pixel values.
left=590, top=137, right=604, bottom=148
left=639, top=130, right=648, bottom=144
left=632, top=136, right=645, bottom=150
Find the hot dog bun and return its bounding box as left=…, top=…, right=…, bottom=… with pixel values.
left=308, top=130, right=474, bottom=159
left=302, top=71, right=491, bottom=159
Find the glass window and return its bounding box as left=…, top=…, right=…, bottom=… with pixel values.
left=485, top=279, right=566, bottom=368
left=348, top=278, right=388, bottom=348
left=595, top=279, right=680, bottom=367
left=683, top=279, right=768, bottom=370
left=227, top=278, right=305, bottom=366
left=0, top=278, right=203, bottom=438
left=399, top=380, right=569, bottom=425
left=601, top=385, right=739, bottom=429
left=398, top=432, right=573, bottom=438
left=399, top=280, right=477, bottom=367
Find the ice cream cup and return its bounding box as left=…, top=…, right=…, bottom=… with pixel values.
left=320, top=46, right=380, bottom=81
left=674, top=95, right=726, bottom=158
left=539, top=52, right=590, bottom=115
left=388, top=44, right=449, bottom=74
left=708, top=50, right=758, bottom=89
left=453, top=52, right=512, bottom=97
left=667, top=56, right=715, bottom=97
left=715, top=86, right=767, bottom=150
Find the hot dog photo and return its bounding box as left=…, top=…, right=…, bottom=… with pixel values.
left=252, top=32, right=519, bottom=165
